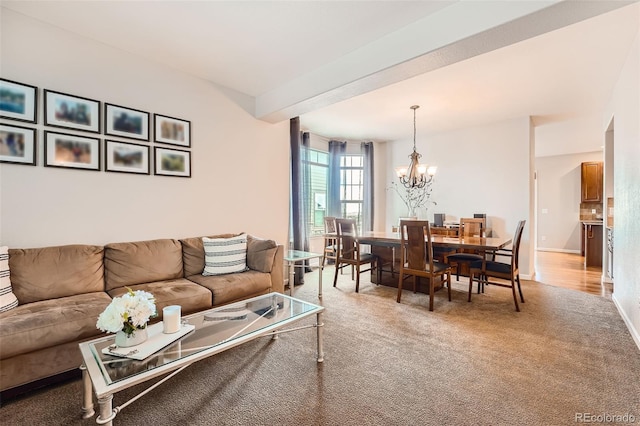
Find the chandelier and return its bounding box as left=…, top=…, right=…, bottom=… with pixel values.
left=395, top=105, right=437, bottom=189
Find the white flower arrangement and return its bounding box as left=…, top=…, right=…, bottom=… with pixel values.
left=388, top=181, right=437, bottom=218
left=96, top=288, right=157, bottom=336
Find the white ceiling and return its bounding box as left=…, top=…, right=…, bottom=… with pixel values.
left=3, top=0, right=639, bottom=149
left=303, top=3, right=640, bottom=142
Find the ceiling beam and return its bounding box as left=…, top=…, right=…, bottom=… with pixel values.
left=255, top=0, right=634, bottom=123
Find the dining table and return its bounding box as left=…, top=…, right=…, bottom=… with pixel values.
left=358, top=231, right=512, bottom=251
left=357, top=231, right=513, bottom=290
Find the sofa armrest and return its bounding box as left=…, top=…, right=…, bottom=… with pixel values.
left=270, top=245, right=284, bottom=294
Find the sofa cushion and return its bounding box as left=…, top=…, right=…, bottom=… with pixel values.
left=187, top=270, right=271, bottom=306
left=8, top=245, right=104, bottom=304
left=180, top=234, right=239, bottom=277
left=247, top=235, right=277, bottom=273
left=0, top=246, right=18, bottom=312
left=0, top=292, right=112, bottom=359
left=104, top=239, right=183, bottom=291
left=107, top=278, right=212, bottom=316
left=202, top=234, right=249, bottom=276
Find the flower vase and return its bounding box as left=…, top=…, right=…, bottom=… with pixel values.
left=115, top=327, right=148, bottom=348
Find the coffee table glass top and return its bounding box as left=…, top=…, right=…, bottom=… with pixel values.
left=284, top=250, right=323, bottom=262
left=81, top=292, right=322, bottom=386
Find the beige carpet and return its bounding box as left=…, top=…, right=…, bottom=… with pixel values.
left=1, top=269, right=639, bottom=425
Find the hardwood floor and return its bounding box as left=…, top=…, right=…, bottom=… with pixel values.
left=534, top=251, right=612, bottom=298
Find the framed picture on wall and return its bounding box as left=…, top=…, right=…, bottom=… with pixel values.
left=105, top=103, right=149, bottom=141
left=0, top=124, right=36, bottom=166
left=105, top=140, right=150, bottom=175
left=44, top=130, right=100, bottom=171
left=44, top=89, right=100, bottom=133
left=154, top=147, right=191, bottom=177
left=0, top=78, right=37, bottom=123
left=154, top=114, right=191, bottom=147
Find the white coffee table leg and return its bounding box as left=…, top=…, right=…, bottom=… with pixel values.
left=97, top=394, right=114, bottom=426
left=80, top=364, right=95, bottom=419
left=288, top=261, right=295, bottom=296
left=316, top=311, right=324, bottom=363
left=318, top=262, right=323, bottom=298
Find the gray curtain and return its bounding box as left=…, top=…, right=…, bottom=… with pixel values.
left=289, top=119, right=310, bottom=284
left=328, top=140, right=346, bottom=219
left=361, top=141, right=374, bottom=232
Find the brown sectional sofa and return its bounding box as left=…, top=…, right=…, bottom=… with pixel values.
left=0, top=234, right=283, bottom=393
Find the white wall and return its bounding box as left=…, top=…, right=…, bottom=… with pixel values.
left=385, top=117, right=533, bottom=277
left=605, top=27, right=640, bottom=348
left=535, top=151, right=603, bottom=252
left=535, top=112, right=606, bottom=157
left=0, top=9, right=289, bottom=248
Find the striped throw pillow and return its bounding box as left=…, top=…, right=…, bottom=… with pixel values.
left=0, top=246, right=18, bottom=312
left=202, top=234, right=249, bottom=276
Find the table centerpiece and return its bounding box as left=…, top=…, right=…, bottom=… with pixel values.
left=96, top=288, right=157, bottom=348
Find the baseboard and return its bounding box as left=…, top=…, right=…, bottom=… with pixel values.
left=536, top=248, right=581, bottom=254
left=521, top=273, right=534, bottom=280
left=0, top=369, right=81, bottom=404
left=612, top=293, right=640, bottom=352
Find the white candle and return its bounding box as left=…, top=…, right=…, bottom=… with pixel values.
left=163, top=305, right=181, bottom=334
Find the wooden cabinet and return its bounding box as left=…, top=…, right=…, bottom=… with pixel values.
left=581, top=162, right=603, bottom=203
left=583, top=223, right=603, bottom=267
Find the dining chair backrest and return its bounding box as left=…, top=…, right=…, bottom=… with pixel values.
left=324, top=216, right=336, bottom=234
left=473, top=214, right=487, bottom=228
left=511, top=220, right=527, bottom=271
left=399, top=220, right=434, bottom=272
left=460, top=218, right=484, bottom=237
left=335, top=218, right=358, bottom=261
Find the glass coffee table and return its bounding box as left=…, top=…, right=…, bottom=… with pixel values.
left=284, top=250, right=324, bottom=297
left=79, top=292, right=324, bottom=425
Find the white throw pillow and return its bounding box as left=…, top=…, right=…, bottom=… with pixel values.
left=0, top=246, right=18, bottom=312
left=202, top=234, right=249, bottom=276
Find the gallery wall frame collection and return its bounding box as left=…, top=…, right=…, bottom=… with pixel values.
left=0, top=77, right=192, bottom=177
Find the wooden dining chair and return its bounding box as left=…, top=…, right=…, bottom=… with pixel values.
left=446, top=218, right=485, bottom=281
left=397, top=220, right=452, bottom=311
left=332, top=218, right=378, bottom=292
left=468, top=220, right=526, bottom=311
left=321, top=216, right=338, bottom=268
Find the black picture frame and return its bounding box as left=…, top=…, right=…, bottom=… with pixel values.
left=154, top=114, right=191, bottom=147
left=105, top=140, right=150, bottom=175
left=154, top=146, right=191, bottom=178
left=0, top=124, right=37, bottom=166
left=0, top=78, right=38, bottom=124
left=44, top=89, right=100, bottom=134
left=44, top=130, right=101, bottom=171
left=104, top=103, right=150, bottom=141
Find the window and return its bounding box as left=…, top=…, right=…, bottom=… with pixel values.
left=340, top=155, right=364, bottom=230
left=303, top=149, right=329, bottom=236
left=301, top=149, right=365, bottom=236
